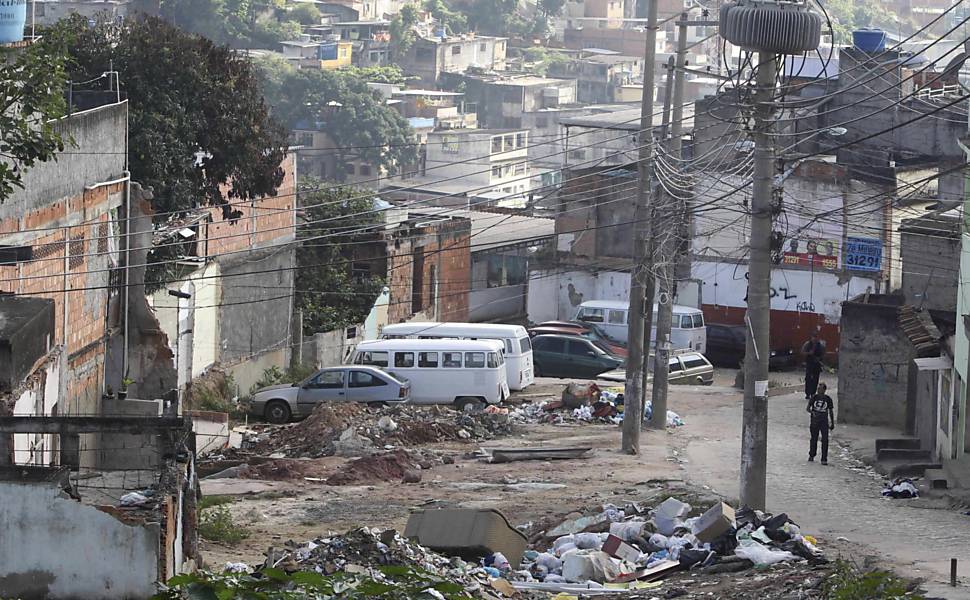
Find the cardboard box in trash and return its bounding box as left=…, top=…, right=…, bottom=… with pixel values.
left=691, top=502, right=736, bottom=543
left=405, top=508, right=528, bottom=566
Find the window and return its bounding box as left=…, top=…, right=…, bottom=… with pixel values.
left=479, top=42, right=487, bottom=51
left=309, top=370, right=345, bottom=388
left=536, top=117, right=548, bottom=129
left=668, top=358, right=684, bottom=373
left=491, top=137, right=503, bottom=153
left=502, top=339, right=513, bottom=353
left=452, top=45, right=462, bottom=55
left=350, top=370, right=387, bottom=387
left=346, top=163, right=356, bottom=175
left=298, top=132, right=314, bottom=147
left=370, top=51, right=381, bottom=62
left=465, top=352, right=486, bottom=368
left=443, top=352, right=462, bottom=368
left=578, top=308, right=605, bottom=323
left=418, top=352, right=439, bottom=367
left=339, top=47, right=349, bottom=57
left=519, top=336, right=532, bottom=353
left=503, top=134, right=514, bottom=150
left=692, top=314, right=705, bottom=328
left=359, top=351, right=388, bottom=367
left=608, top=310, right=626, bottom=325
left=682, top=356, right=709, bottom=369
left=360, top=165, right=372, bottom=176
left=97, top=223, right=109, bottom=254
left=394, top=352, right=415, bottom=367
left=537, top=337, right=566, bottom=353
left=516, top=132, right=526, bottom=148
left=68, top=235, right=85, bottom=269
left=487, top=352, right=501, bottom=368
left=569, top=149, right=587, bottom=160
left=514, top=163, right=527, bottom=176
left=569, top=340, right=596, bottom=356
left=491, top=165, right=502, bottom=178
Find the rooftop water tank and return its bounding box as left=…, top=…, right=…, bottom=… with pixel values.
left=0, top=0, right=27, bottom=44
left=852, top=29, right=886, bottom=53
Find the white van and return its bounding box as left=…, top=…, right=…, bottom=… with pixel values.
left=350, top=339, right=510, bottom=409
left=574, top=300, right=706, bottom=352
left=378, top=322, right=535, bottom=391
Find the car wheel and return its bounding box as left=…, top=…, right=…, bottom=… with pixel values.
left=455, top=397, right=485, bottom=412
left=264, top=400, right=291, bottom=424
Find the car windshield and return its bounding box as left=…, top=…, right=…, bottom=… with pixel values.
left=585, top=323, right=611, bottom=342
left=591, top=340, right=616, bottom=355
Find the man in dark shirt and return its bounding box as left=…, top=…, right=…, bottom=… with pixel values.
left=801, top=333, right=825, bottom=399
left=807, top=382, right=835, bottom=464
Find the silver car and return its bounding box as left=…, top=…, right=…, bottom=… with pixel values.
left=250, top=366, right=411, bottom=423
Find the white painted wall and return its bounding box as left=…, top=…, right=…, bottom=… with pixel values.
left=11, top=356, right=61, bottom=466
left=0, top=481, right=159, bottom=599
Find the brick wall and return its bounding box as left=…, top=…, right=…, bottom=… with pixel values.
left=205, top=153, right=297, bottom=257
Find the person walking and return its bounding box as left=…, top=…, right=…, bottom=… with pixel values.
left=807, top=382, right=835, bottom=464
left=801, top=332, right=825, bottom=399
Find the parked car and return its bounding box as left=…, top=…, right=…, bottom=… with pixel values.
left=530, top=321, right=628, bottom=357
left=665, top=351, right=715, bottom=385
left=250, top=365, right=410, bottom=423
left=705, top=323, right=796, bottom=370
left=531, top=334, right=623, bottom=379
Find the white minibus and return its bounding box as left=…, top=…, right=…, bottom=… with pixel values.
left=378, top=322, right=535, bottom=391
left=574, top=300, right=706, bottom=353
left=350, top=339, right=510, bottom=409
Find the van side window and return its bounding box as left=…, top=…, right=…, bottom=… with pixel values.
left=487, top=352, right=501, bottom=368
left=578, top=308, right=605, bottom=323
left=360, top=351, right=388, bottom=367
left=418, top=352, right=439, bottom=367
left=504, top=339, right=513, bottom=353
left=519, top=336, right=532, bottom=352
left=443, top=352, right=462, bottom=368
left=682, top=356, right=708, bottom=369
left=681, top=315, right=694, bottom=329
left=693, top=314, right=704, bottom=328
left=465, top=352, right=486, bottom=368
left=608, top=310, right=625, bottom=324
left=394, top=352, right=415, bottom=367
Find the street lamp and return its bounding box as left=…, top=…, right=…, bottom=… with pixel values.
left=167, top=289, right=192, bottom=403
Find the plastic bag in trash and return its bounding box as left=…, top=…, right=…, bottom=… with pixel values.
left=609, top=520, right=646, bottom=542
left=224, top=562, right=250, bottom=574
left=574, top=532, right=605, bottom=550
left=535, top=552, right=563, bottom=574
left=488, top=552, right=511, bottom=572
left=734, top=539, right=799, bottom=566
left=119, top=492, right=149, bottom=507
left=882, top=478, right=919, bottom=498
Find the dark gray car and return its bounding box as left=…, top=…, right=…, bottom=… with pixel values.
left=250, top=365, right=410, bottom=423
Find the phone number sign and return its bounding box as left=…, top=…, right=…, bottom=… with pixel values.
left=844, top=237, right=882, bottom=272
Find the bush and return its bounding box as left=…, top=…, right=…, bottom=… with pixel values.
left=199, top=505, right=249, bottom=545
left=824, top=561, right=925, bottom=600
left=186, top=370, right=237, bottom=413
left=249, top=364, right=316, bottom=397
left=198, top=494, right=234, bottom=510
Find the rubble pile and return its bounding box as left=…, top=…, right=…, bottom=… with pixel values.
left=509, top=384, right=686, bottom=428
left=240, top=402, right=515, bottom=459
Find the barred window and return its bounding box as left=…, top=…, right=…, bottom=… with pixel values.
left=97, top=223, right=108, bottom=254
left=69, top=235, right=85, bottom=269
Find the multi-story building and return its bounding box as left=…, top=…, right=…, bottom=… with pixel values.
left=547, top=53, right=642, bottom=103
left=398, top=33, right=507, bottom=87
left=280, top=36, right=354, bottom=69
left=440, top=72, right=577, bottom=129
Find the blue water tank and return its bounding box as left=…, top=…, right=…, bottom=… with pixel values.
left=852, top=29, right=886, bottom=53
left=0, top=0, right=27, bottom=44
left=437, top=27, right=447, bottom=38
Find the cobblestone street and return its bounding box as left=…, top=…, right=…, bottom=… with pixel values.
left=673, top=379, right=970, bottom=599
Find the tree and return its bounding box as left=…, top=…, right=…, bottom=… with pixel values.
left=462, top=0, right=521, bottom=36
left=424, top=0, right=468, bottom=34
left=538, top=0, right=565, bottom=17
left=160, top=0, right=303, bottom=48
left=257, top=55, right=417, bottom=181
left=295, top=181, right=386, bottom=334
left=390, top=3, right=419, bottom=56
left=289, top=2, right=321, bottom=25
left=0, top=41, right=71, bottom=202
left=43, top=16, right=288, bottom=218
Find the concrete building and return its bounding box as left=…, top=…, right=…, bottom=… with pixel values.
left=280, top=37, right=353, bottom=69
left=441, top=72, right=577, bottom=129
left=398, top=33, right=507, bottom=87
left=30, top=0, right=129, bottom=25
left=332, top=20, right=391, bottom=67
left=380, top=128, right=535, bottom=209
left=148, top=153, right=298, bottom=396
left=899, top=209, right=961, bottom=312
left=547, top=53, right=642, bottom=104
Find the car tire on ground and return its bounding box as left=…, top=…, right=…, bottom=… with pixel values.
left=264, top=400, right=291, bottom=424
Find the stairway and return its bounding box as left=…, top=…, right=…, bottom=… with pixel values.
left=876, top=438, right=942, bottom=478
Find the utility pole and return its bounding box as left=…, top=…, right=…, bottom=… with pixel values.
left=649, top=12, right=689, bottom=429
left=622, top=0, right=659, bottom=455
left=739, top=52, right=776, bottom=510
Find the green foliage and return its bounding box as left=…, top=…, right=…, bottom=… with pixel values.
left=340, top=65, right=411, bottom=85
left=160, top=0, right=303, bottom=48
left=390, top=4, right=419, bottom=56
left=153, top=565, right=475, bottom=599
left=424, top=0, right=468, bottom=34
left=821, top=0, right=899, bottom=44
left=462, top=0, right=523, bottom=36
left=0, top=42, right=71, bottom=203
left=522, top=46, right=570, bottom=75
left=289, top=2, right=321, bottom=25
left=249, top=364, right=316, bottom=396
left=189, top=372, right=238, bottom=413
left=43, top=16, right=288, bottom=218
left=293, top=181, right=386, bottom=335
left=824, top=561, right=925, bottom=600
left=198, top=505, right=249, bottom=545
left=198, top=494, right=235, bottom=510
left=257, top=56, right=417, bottom=180
left=538, top=0, right=565, bottom=17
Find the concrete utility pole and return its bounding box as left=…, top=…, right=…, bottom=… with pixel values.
left=739, top=52, right=777, bottom=510
left=622, top=0, right=659, bottom=455
left=649, top=12, right=689, bottom=429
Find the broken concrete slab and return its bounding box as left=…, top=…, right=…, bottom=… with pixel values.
left=489, top=446, right=592, bottom=463
left=404, top=508, right=528, bottom=566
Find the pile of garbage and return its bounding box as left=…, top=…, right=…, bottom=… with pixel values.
left=509, top=384, right=686, bottom=428
left=882, top=477, right=920, bottom=499
left=236, top=402, right=515, bottom=459
left=505, top=497, right=824, bottom=593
